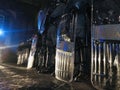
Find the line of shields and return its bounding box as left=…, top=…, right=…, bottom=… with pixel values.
left=16, top=6, right=120, bottom=90
left=16, top=21, right=120, bottom=90
left=55, top=12, right=120, bottom=90
left=17, top=42, right=31, bottom=66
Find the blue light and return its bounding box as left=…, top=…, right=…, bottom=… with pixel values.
left=38, top=10, right=46, bottom=34
left=0, top=29, right=4, bottom=36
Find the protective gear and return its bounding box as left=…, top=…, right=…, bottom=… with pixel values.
left=50, top=3, right=66, bottom=18
left=65, top=0, right=88, bottom=13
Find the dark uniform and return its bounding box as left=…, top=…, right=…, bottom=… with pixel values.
left=45, top=0, right=67, bottom=73
left=65, top=0, right=91, bottom=80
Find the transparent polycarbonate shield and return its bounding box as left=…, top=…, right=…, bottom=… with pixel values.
left=24, top=49, right=29, bottom=62
left=91, top=0, right=120, bottom=89
left=27, top=36, right=37, bottom=69
left=91, top=24, right=120, bottom=90
left=55, top=13, right=75, bottom=82
left=17, top=51, right=22, bottom=65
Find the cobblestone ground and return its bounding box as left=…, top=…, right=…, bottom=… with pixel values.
left=0, top=63, right=96, bottom=90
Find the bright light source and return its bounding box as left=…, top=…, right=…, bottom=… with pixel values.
left=0, top=29, right=3, bottom=35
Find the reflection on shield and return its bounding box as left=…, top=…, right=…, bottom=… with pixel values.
left=55, top=13, right=75, bottom=82
left=27, top=36, right=37, bottom=69
left=91, top=24, right=120, bottom=90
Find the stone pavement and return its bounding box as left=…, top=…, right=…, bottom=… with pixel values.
left=0, top=63, right=96, bottom=90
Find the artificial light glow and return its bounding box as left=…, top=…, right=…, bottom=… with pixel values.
left=0, top=29, right=3, bottom=35
left=0, top=44, right=19, bottom=49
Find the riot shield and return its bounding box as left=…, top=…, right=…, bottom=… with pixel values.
left=17, top=51, right=22, bottom=65
left=17, top=44, right=29, bottom=65
left=91, top=0, right=120, bottom=89
left=91, top=24, right=120, bottom=90
left=27, top=35, right=37, bottom=69
left=55, top=13, right=75, bottom=82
